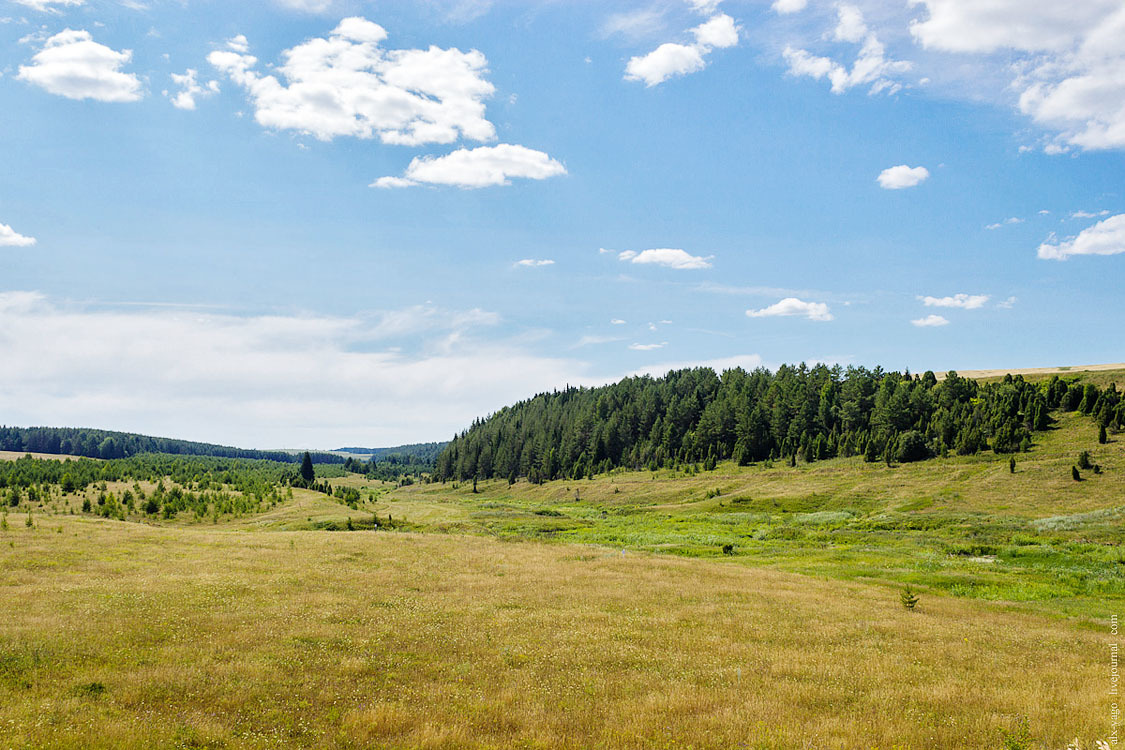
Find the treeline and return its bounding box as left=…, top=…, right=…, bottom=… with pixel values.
left=436, top=365, right=1123, bottom=483
left=0, top=425, right=347, bottom=464
left=0, top=452, right=347, bottom=495
left=335, top=442, right=446, bottom=464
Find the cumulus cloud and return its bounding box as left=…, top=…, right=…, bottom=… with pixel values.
left=910, top=0, right=1125, bottom=151
left=877, top=164, right=929, bottom=189
left=629, top=342, right=667, bottom=351
left=208, top=19, right=496, bottom=146
left=515, top=258, right=554, bottom=267
left=919, top=293, right=989, bottom=309
left=17, top=28, right=143, bottom=102
left=1038, top=213, right=1125, bottom=260
left=0, top=292, right=605, bottom=448
left=166, top=68, right=219, bottom=110
left=783, top=5, right=910, bottom=96
left=746, top=297, right=833, bottom=321
left=372, top=144, right=566, bottom=189
left=624, top=2, right=738, bottom=87
left=617, top=248, right=713, bottom=270
left=0, top=223, right=37, bottom=247
left=911, top=314, right=949, bottom=327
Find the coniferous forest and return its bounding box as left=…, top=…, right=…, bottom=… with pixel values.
left=436, top=365, right=1124, bottom=483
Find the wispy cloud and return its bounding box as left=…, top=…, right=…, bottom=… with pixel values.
left=918, top=293, right=989, bottom=309
left=911, top=314, right=949, bottom=327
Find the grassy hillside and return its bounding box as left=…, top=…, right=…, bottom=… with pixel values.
left=0, top=368, right=1120, bottom=747
left=0, top=517, right=1107, bottom=749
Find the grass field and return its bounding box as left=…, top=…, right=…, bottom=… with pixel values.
left=0, top=517, right=1111, bottom=749
left=1, top=369, right=1121, bottom=748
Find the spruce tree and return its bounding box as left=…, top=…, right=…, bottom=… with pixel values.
left=1100, top=424, right=1108, bottom=444
left=299, top=452, right=315, bottom=483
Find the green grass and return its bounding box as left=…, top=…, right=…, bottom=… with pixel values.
left=384, top=410, right=1125, bottom=622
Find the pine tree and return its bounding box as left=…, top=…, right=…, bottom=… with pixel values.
left=1100, top=424, right=1108, bottom=444
left=1072, top=466, right=1081, bottom=481
left=1009, top=456, right=1016, bottom=474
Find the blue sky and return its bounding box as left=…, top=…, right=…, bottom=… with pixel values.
left=1, top=0, right=1123, bottom=448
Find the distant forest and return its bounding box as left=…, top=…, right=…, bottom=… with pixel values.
left=436, top=365, right=1123, bottom=483
left=335, top=442, right=446, bottom=464
left=0, top=426, right=348, bottom=464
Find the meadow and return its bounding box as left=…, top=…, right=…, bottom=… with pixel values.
left=1, top=369, right=1122, bottom=748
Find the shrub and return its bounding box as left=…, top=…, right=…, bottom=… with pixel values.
left=900, top=585, right=919, bottom=610
left=1009, top=457, right=1016, bottom=474
left=1100, top=424, right=1108, bottom=444
left=721, top=543, right=734, bottom=556
left=1072, top=466, right=1081, bottom=482
left=999, top=716, right=1032, bottom=750
left=1078, top=451, right=1093, bottom=470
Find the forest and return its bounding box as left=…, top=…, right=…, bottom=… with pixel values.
left=436, top=364, right=1123, bottom=483
left=0, top=425, right=346, bottom=464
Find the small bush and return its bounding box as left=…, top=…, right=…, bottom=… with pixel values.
left=1078, top=451, right=1093, bottom=470
left=721, top=543, right=734, bottom=556
left=1009, top=457, right=1016, bottom=474
left=900, top=585, right=919, bottom=610
left=1072, top=466, right=1081, bottom=482
left=999, top=716, right=1032, bottom=750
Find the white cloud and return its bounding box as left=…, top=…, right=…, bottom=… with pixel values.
left=833, top=4, right=867, bottom=44
left=372, top=144, right=566, bottom=189
left=624, top=3, right=738, bottom=87
left=18, top=29, right=143, bottom=102
left=167, top=68, right=219, bottom=110
left=600, top=8, right=666, bottom=41
left=12, top=0, right=83, bottom=11
left=1038, top=213, right=1125, bottom=260
left=783, top=6, right=910, bottom=96
left=276, top=0, right=333, bottom=12
left=911, top=314, right=949, bottom=327
left=919, top=293, right=989, bottom=309
left=1070, top=209, right=1110, bottom=219
left=610, top=319, right=626, bottom=325
left=772, top=0, right=807, bottom=14
left=986, top=217, right=1023, bottom=229
left=0, top=223, right=37, bottom=247
left=692, top=14, right=739, bottom=49
left=625, top=43, right=707, bottom=87
left=209, top=19, right=496, bottom=146
left=997, top=296, right=1018, bottom=309
left=746, top=297, right=834, bottom=322
left=629, top=342, right=667, bottom=351
left=0, top=292, right=604, bottom=448
left=910, top=0, right=1125, bottom=151
left=876, top=164, right=929, bottom=189
left=574, top=334, right=624, bottom=348
left=617, top=248, right=713, bottom=270
left=515, top=258, right=555, bottom=267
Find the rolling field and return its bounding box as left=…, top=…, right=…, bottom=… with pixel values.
left=1, top=370, right=1122, bottom=747
left=0, top=516, right=1110, bottom=749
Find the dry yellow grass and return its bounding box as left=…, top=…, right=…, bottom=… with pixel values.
left=0, top=516, right=1111, bottom=749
